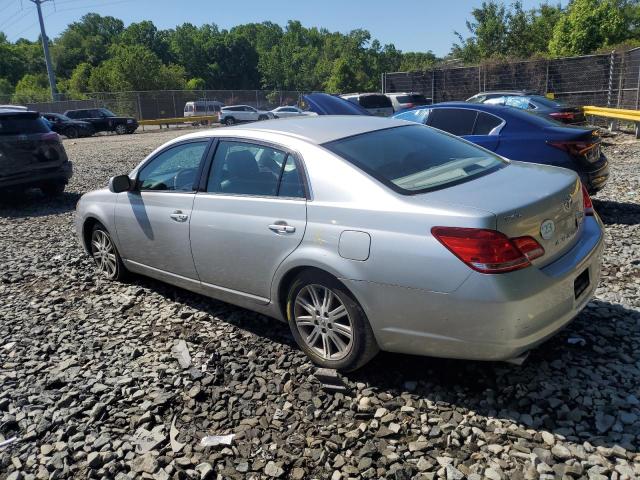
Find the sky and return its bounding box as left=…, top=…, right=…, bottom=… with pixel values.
left=0, top=0, right=566, bottom=56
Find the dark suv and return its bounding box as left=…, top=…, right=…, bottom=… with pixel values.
left=63, top=108, right=138, bottom=135
left=0, top=109, right=72, bottom=196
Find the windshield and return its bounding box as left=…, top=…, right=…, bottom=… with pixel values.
left=100, top=108, right=116, bottom=117
left=324, top=125, right=505, bottom=194
left=358, top=95, right=392, bottom=109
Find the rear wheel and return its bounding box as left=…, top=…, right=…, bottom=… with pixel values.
left=115, top=124, right=127, bottom=135
left=90, top=224, right=127, bottom=281
left=41, top=181, right=65, bottom=197
left=286, top=270, right=379, bottom=371
left=65, top=126, right=78, bottom=138
left=224, top=117, right=235, bottom=126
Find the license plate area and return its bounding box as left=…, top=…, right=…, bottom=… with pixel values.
left=574, top=268, right=590, bottom=299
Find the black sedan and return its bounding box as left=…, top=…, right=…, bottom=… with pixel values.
left=467, top=91, right=586, bottom=124
left=43, top=113, right=94, bottom=138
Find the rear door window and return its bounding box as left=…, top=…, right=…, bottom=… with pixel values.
left=359, top=95, right=392, bottom=109
left=427, top=108, right=477, bottom=136
left=473, top=112, right=504, bottom=135
left=394, top=109, right=430, bottom=124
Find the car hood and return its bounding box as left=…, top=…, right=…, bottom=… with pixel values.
left=303, top=93, right=371, bottom=116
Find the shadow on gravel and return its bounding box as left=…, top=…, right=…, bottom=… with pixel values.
left=350, top=298, right=640, bottom=451
left=0, top=190, right=81, bottom=218
left=593, top=199, right=640, bottom=225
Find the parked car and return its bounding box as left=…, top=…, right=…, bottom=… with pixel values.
left=184, top=100, right=225, bottom=117
left=386, top=92, right=432, bottom=112
left=76, top=116, right=603, bottom=371
left=43, top=112, right=94, bottom=138
left=467, top=91, right=586, bottom=124
left=0, top=105, right=27, bottom=111
left=0, top=109, right=72, bottom=196
left=270, top=106, right=317, bottom=118
left=393, top=102, right=608, bottom=193
left=64, top=108, right=138, bottom=134
left=340, top=93, right=394, bottom=116
left=219, top=105, right=275, bottom=125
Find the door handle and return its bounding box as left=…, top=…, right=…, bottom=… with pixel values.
left=170, top=210, right=189, bottom=223
left=268, top=223, right=295, bottom=234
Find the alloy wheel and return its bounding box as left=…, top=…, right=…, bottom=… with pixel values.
left=294, top=284, right=353, bottom=360
left=91, top=229, right=118, bottom=278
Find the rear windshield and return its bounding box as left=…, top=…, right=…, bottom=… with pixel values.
left=532, top=96, right=566, bottom=108
left=358, top=95, right=392, bottom=109
left=395, top=94, right=428, bottom=104
left=0, top=115, right=50, bottom=135
left=324, top=125, right=505, bottom=194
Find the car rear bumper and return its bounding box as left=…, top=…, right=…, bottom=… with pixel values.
left=344, top=215, right=604, bottom=362
left=0, top=161, right=73, bottom=190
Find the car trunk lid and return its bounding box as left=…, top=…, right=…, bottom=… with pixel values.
left=420, top=162, right=585, bottom=265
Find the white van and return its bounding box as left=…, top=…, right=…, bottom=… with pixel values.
left=184, top=100, right=225, bottom=117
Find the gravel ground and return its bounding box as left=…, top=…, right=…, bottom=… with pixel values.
left=0, top=129, right=639, bottom=480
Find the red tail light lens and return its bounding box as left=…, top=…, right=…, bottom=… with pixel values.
left=549, top=111, right=575, bottom=121
left=431, top=227, right=545, bottom=274
left=41, top=132, right=60, bottom=142
left=548, top=140, right=598, bottom=157
left=581, top=183, right=594, bottom=216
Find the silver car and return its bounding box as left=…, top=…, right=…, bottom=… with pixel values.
left=75, top=116, right=604, bottom=371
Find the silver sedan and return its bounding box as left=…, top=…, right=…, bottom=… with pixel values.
left=75, top=116, right=604, bottom=371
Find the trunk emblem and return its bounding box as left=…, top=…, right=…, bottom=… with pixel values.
left=562, top=195, right=573, bottom=212
left=540, top=219, right=555, bottom=240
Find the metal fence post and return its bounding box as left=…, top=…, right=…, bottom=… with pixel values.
left=636, top=59, right=640, bottom=109
left=255, top=90, right=259, bottom=108
left=136, top=93, right=142, bottom=120
left=607, top=50, right=615, bottom=108
left=545, top=61, right=549, bottom=94
left=172, top=91, right=177, bottom=118
left=478, top=65, right=482, bottom=92
left=431, top=70, right=435, bottom=104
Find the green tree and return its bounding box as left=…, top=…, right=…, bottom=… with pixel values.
left=53, top=13, right=124, bottom=77
left=453, top=1, right=508, bottom=62
left=186, top=77, right=206, bottom=90
left=549, top=0, right=633, bottom=56
left=119, top=20, right=170, bottom=63
left=400, top=51, right=438, bottom=71
left=68, top=62, right=93, bottom=95
left=12, top=73, right=51, bottom=103
left=0, top=77, right=14, bottom=97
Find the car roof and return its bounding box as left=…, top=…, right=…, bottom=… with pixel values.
left=472, top=90, right=538, bottom=97
left=0, top=108, right=40, bottom=117
left=181, top=116, right=409, bottom=145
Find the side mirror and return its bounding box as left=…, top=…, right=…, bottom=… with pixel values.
left=109, top=175, right=132, bottom=193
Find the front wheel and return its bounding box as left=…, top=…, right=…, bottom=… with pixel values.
left=90, top=224, right=128, bottom=281
left=65, top=127, right=78, bottom=138
left=115, top=124, right=127, bottom=135
left=258, top=115, right=268, bottom=121
left=287, top=270, right=379, bottom=371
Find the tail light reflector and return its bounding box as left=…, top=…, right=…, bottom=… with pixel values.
left=549, top=111, right=575, bottom=121
left=581, top=183, right=594, bottom=216
left=548, top=140, right=598, bottom=157
left=431, top=227, right=545, bottom=274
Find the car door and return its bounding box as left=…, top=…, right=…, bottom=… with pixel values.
left=245, top=106, right=259, bottom=121
left=190, top=139, right=307, bottom=300
left=114, top=140, right=211, bottom=279
left=427, top=108, right=500, bottom=151
left=464, top=111, right=503, bottom=152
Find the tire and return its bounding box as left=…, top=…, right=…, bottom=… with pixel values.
left=65, top=126, right=78, bottom=139
left=258, top=115, right=268, bottom=121
left=115, top=124, right=127, bottom=135
left=41, top=181, right=65, bottom=197
left=286, top=270, right=379, bottom=371
left=224, top=117, right=235, bottom=126
left=89, top=223, right=128, bottom=281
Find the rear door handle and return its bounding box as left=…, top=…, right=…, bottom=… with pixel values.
left=268, top=223, right=295, bottom=234
left=170, top=210, right=189, bottom=223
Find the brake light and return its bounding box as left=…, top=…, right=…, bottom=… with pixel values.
left=581, top=183, right=594, bottom=216
left=549, top=111, right=575, bottom=121
left=431, top=227, right=545, bottom=274
left=41, top=131, right=60, bottom=142
left=548, top=140, right=598, bottom=157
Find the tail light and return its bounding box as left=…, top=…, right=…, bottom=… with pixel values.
left=581, top=183, right=594, bottom=216
left=431, top=227, right=545, bottom=274
left=404, top=103, right=414, bottom=109
left=549, top=111, right=575, bottom=121
left=41, top=132, right=60, bottom=142
left=548, top=140, right=598, bottom=157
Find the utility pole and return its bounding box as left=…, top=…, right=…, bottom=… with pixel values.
left=30, top=0, right=58, bottom=101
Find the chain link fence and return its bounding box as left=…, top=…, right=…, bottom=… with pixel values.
left=383, top=48, right=640, bottom=109
left=1, top=90, right=304, bottom=120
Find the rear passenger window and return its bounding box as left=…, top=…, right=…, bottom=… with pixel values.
left=473, top=112, right=503, bottom=135
left=207, top=141, right=305, bottom=198
left=427, top=108, right=477, bottom=136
